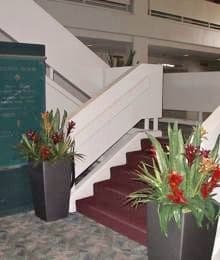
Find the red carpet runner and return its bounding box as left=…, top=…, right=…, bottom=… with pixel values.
left=76, top=137, right=167, bottom=245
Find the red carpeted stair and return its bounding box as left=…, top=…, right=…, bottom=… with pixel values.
left=76, top=137, right=168, bottom=245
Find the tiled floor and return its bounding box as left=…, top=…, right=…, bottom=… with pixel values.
left=0, top=211, right=148, bottom=260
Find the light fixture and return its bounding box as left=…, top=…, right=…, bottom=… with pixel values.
left=183, top=54, right=189, bottom=57
left=162, top=63, right=175, bottom=68
left=216, top=58, right=220, bottom=61
left=87, top=44, right=93, bottom=47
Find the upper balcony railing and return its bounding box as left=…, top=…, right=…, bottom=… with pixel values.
left=149, top=9, right=220, bottom=31
left=148, top=0, right=220, bottom=31
left=65, top=0, right=132, bottom=12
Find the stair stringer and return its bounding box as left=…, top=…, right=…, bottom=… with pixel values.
left=69, top=129, right=161, bottom=212
left=71, top=64, right=163, bottom=177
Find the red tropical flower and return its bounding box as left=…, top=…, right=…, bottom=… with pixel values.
left=185, top=144, right=198, bottom=166
left=26, top=130, right=39, bottom=143
left=200, top=149, right=210, bottom=158
left=167, top=188, right=187, bottom=204
left=167, top=172, right=187, bottom=204
left=148, top=145, right=156, bottom=158
left=200, top=167, right=220, bottom=199
left=201, top=182, right=213, bottom=199
left=67, top=120, right=76, bottom=136
left=51, top=132, right=64, bottom=145
left=168, top=172, right=183, bottom=189
left=39, top=145, right=51, bottom=160
left=211, top=167, right=220, bottom=183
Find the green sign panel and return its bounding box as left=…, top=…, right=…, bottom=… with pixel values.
left=0, top=42, right=45, bottom=216
left=0, top=56, right=45, bottom=168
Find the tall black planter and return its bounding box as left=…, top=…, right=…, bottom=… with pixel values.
left=147, top=203, right=217, bottom=260
left=29, top=158, right=74, bottom=221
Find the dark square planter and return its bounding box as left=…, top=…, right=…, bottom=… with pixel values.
left=147, top=203, right=217, bottom=260
left=29, top=158, right=74, bottom=221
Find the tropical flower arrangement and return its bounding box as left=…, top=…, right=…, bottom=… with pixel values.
left=18, top=109, right=81, bottom=163
left=129, top=123, right=220, bottom=235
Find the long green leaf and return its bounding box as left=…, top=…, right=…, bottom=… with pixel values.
left=52, top=108, right=60, bottom=132
left=147, top=133, right=168, bottom=175
left=61, top=110, right=68, bottom=131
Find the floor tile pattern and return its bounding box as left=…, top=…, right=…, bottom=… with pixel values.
left=0, top=212, right=147, bottom=260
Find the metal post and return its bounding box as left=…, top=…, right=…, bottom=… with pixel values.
left=153, top=118, right=158, bottom=131
left=144, top=118, right=150, bottom=130
left=198, top=111, right=203, bottom=122
left=49, top=66, right=54, bottom=80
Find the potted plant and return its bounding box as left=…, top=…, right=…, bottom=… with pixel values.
left=18, top=109, right=81, bottom=221
left=107, top=49, right=136, bottom=67
left=129, top=123, right=220, bottom=260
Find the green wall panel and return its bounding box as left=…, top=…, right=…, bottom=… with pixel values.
left=0, top=42, right=45, bottom=216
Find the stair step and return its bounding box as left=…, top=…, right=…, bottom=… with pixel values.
left=76, top=137, right=165, bottom=246
left=110, top=165, right=145, bottom=189
left=76, top=197, right=147, bottom=245
left=126, top=150, right=153, bottom=168
left=94, top=179, right=140, bottom=196
left=141, top=137, right=168, bottom=151
left=93, top=180, right=146, bottom=214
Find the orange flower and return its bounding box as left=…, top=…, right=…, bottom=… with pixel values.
left=199, top=157, right=217, bottom=173
left=200, top=127, right=208, bottom=139
left=41, top=112, right=52, bottom=134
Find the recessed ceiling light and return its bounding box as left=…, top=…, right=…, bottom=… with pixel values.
left=184, top=54, right=189, bottom=57
left=87, top=44, right=93, bottom=47
left=162, top=63, right=175, bottom=68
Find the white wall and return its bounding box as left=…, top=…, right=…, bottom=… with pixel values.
left=163, top=72, right=220, bottom=112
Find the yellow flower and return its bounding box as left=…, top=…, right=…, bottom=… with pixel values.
left=199, top=157, right=217, bottom=173
left=200, top=127, right=208, bottom=139
left=41, top=112, right=52, bottom=134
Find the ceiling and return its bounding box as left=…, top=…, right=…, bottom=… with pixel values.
left=78, top=36, right=220, bottom=71
left=148, top=45, right=220, bottom=72
left=78, top=37, right=132, bottom=54
left=207, top=0, right=220, bottom=4
left=80, top=37, right=220, bottom=62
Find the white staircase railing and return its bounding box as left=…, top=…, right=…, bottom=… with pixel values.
left=0, top=0, right=163, bottom=221
left=202, top=105, right=220, bottom=153
left=0, top=0, right=109, bottom=98
left=201, top=106, right=220, bottom=260
left=46, top=77, right=82, bottom=114
left=70, top=64, right=162, bottom=177
left=163, top=71, right=220, bottom=122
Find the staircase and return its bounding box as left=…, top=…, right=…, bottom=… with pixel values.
left=76, top=136, right=168, bottom=245
left=0, top=0, right=163, bottom=244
